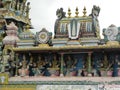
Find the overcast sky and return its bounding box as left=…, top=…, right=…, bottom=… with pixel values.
left=27, top=0, right=120, bottom=37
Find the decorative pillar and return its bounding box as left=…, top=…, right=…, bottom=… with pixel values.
left=87, top=52, right=92, bottom=76
left=60, top=53, right=64, bottom=76
left=103, top=53, right=108, bottom=68
left=15, top=53, right=19, bottom=76
left=103, top=53, right=108, bottom=76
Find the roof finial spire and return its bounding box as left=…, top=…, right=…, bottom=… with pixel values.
left=75, top=7, right=79, bottom=17
left=68, top=8, right=71, bottom=18
left=83, top=6, right=87, bottom=17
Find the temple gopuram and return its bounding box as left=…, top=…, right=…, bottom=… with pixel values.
left=0, top=0, right=120, bottom=90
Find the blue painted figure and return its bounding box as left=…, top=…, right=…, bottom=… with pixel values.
left=93, top=60, right=101, bottom=76
left=112, top=55, right=119, bottom=77
left=74, top=55, right=84, bottom=76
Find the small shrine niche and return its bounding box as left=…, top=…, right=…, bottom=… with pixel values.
left=53, top=5, right=101, bottom=46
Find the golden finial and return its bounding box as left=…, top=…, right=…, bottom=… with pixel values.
left=83, top=6, right=87, bottom=17
left=68, top=8, right=71, bottom=18
left=75, top=7, right=79, bottom=17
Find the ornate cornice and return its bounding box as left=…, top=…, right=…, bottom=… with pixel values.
left=13, top=44, right=120, bottom=52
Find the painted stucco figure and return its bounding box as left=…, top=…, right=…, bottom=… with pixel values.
left=89, top=5, right=100, bottom=35
left=54, top=8, right=66, bottom=37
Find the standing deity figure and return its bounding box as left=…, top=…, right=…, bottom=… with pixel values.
left=26, top=2, right=30, bottom=18
left=11, top=0, right=16, bottom=10
left=20, top=3, right=23, bottom=12
left=112, top=55, right=119, bottom=77
left=28, top=57, right=35, bottom=76
left=16, top=1, right=20, bottom=10
left=0, top=56, right=4, bottom=73
left=23, top=0, right=27, bottom=5
left=22, top=0, right=26, bottom=13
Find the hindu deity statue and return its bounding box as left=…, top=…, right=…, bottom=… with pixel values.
left=47, top=54, right=60, bottom=76
left=74, top=55, right=85, bottom=76
left=65, top=56, right=75, bottom=76
left=26, top=2, right=30, bottom=18
left=51, top=55, right=60, bottom=68
left=18, top=55, right=28, bottom=77
left=35, top=56, right=44, bottom=76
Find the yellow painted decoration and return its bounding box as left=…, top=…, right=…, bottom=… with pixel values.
left=0, top=85, right=36, bottom=90
left=0, top=73, right=9, bottom=84
left=68, top=8, right=71, bottom=18
left=75, top=7, right=79, bottom=17
left=83, top=6, right=87, bottom=17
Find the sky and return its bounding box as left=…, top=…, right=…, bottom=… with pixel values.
left=27, top=0, right=120, bottom=37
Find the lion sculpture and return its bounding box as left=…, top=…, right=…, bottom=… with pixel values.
left=54, top=8, right=66, bottom=37
left=89, top=5, right=100, bottom=34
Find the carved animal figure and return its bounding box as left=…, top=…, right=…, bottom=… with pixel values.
left=89, top=5, right=100, bottom=33
left=54, top=8, right=66, bottom=37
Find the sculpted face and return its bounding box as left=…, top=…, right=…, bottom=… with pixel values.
left=56, top=9, right=62, bottom=19
left=91, top=5, right=100, bottom=19
left=56, top=8, right=65, bottom=20
left=93, top=10, right=99, bottom=18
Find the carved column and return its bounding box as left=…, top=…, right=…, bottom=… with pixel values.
left=15, top=53, right=19, bottom=76
left=103, top=52, right=108, bottom=76
left=87, top=52, right=92, bottom=76
left=60, top=53, right=64, bottom=76
left=103, top=53, right=108, bottom=68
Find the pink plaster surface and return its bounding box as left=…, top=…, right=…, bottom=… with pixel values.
left=9, top=76, right=120, bottom=82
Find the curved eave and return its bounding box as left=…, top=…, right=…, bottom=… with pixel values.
left=4, top=16, right=30, bottom=24
left=13, top=45, right=120, bottom=52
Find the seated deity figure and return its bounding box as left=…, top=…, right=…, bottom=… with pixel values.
left=36, top=56, right=45, bottom=76
left=18, top=55, right=29, bottom=77
left=65, top=56, right=75, bottom=76
left=48, top=55, right=60, bottom=76
left=51, top=55, right=60, bottom=68
left=74, top=56, right=85, bottom=76
left=43, top=58, right=51, bottom=76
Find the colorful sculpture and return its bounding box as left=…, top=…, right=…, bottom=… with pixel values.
left=0, top=1, right=120, bottom=88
